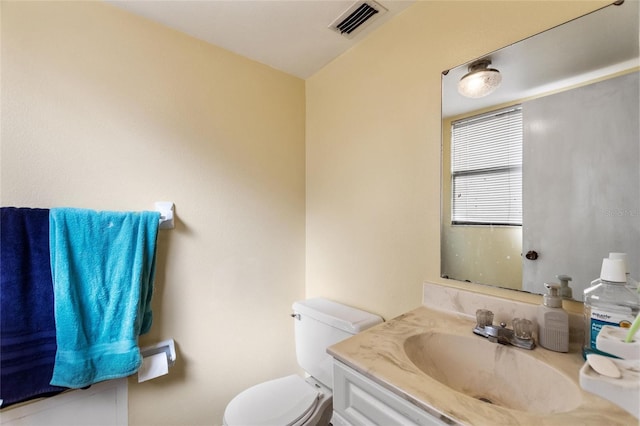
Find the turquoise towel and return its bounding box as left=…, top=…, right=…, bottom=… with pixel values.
left=49, top=208, right=160, bottom=388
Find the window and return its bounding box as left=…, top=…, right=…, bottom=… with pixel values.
left=451, top=106, right=522, bottom=226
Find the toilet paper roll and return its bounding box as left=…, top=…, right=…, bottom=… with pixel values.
left=138, top=352, right=169, bottom=383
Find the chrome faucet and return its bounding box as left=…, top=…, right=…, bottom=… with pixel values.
left=473, top=309, right=535, bottom=350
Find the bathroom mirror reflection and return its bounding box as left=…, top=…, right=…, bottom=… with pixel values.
left=441, top=1, right=640, bottom=302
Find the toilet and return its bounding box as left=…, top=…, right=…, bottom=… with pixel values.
left=223, top=298, right=383, bottom=426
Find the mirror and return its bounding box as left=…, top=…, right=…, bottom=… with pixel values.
left=441, top=1, right=639, bottom=301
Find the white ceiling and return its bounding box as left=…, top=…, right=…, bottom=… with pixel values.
left=107, top=0, right=415, bottom=79
left=107, top=0, right=638, bottom=106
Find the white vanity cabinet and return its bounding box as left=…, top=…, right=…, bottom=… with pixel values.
left=331, top=360, right=452, bottom=426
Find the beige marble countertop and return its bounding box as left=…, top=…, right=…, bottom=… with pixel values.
left=328, top=306, right=637, bottom=425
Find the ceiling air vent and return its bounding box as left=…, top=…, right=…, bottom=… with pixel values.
left=329, top=1, right=388, bottom=39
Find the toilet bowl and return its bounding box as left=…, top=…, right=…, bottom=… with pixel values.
left=223, top=298, right=383, bottom=426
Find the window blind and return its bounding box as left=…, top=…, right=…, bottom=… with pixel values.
left=451, top=106, right=523, bottom=226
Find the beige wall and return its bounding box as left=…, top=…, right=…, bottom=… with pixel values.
left=305, top=0, right=609, bottom=320
left=2, top=0, right=611, bottom=425
left=1, top=2, right=305, bottom=425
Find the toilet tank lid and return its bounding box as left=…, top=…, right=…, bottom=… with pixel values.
left=292, top=298, right=383, bottom=334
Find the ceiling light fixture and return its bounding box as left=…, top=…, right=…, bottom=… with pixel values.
left=457, top=59, right=502, bottom=98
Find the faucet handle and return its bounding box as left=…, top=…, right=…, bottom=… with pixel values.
left=512, top=318, right=533, bottom=340
left=475, top=309, right=494, bottom=328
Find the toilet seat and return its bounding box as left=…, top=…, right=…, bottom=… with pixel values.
left=223, top=375, right=323, bottom=426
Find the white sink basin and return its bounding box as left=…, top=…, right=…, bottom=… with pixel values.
left=403, top=332, right=582, bottom=414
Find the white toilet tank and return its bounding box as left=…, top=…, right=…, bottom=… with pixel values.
left=291, top=298, right=383, bottom=389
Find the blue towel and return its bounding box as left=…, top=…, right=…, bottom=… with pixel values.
left=0, top=207, right=67, bottom=408
left=49, top=208, right=160, bottom=388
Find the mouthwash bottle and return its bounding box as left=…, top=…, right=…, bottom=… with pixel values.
left=583, top=258, right=640, bottom=359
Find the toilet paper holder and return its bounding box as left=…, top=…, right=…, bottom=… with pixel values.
left=140, top=338, right=176, bottom=367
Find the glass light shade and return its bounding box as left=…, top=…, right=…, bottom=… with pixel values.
left=458, top=66, right=502, bottom=98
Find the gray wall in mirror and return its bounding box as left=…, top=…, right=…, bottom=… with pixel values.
left=441, top=1, right=639, bottom=301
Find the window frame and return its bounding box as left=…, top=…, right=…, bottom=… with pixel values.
left=450, top=105, right=523, bottom=227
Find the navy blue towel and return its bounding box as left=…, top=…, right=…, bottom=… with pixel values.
left=0, top=207, right=66, bottom=408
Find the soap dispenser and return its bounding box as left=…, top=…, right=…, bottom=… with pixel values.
left=556, top=274, right=573, bottom=299
left=538, top=283, right=569, bottom=352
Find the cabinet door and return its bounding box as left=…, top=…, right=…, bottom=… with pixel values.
left=1, top=379, right=127, bottom=426
left=332, top=360, right=451, bottom=426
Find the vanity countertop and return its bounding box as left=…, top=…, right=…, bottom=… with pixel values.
left=327, top=306, right=637, bottom=425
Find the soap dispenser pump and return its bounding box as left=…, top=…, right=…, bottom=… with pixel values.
left=538, top=283, right=569, bottom=352
left=556, top=274, right=573, bottom=299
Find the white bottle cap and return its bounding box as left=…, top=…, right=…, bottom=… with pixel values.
left=600, top=258, right=627, bottom=283
left=609, top=253, right=629, bottom=273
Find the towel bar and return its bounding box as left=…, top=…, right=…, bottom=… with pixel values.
left=155, top=202, right=174, bottom=229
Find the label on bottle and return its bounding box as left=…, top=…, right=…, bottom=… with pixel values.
left=589, top=309, right=633, bottom=350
